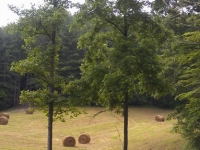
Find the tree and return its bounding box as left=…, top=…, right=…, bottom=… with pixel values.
left=168, top=14, right=200, bottom=149
left=0, top=27, right=24, bottom=110
left=58, top=15, right=85, bottom=80
left=150, top=0, right=200, bottom=109
left=7, top=1, right=80, bottom=150
left=152, top=1, right=200, bottom=148
left=151, top=0, right=194, bottom=35
left=67, top=0, right=172, bottom=149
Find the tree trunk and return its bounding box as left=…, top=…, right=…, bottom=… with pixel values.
left=47, top=1, right=57, bottom=150
left=123, top=2, right=129, bottom=148
left=123, top=91, right=129, bottom=150
left=47, top=30, right=56, bottom=150
left=17, top=76, right=21, bottom=106
left=48, top=101, right=54, bottom=150
left=13, top=79, right=17, bottom=107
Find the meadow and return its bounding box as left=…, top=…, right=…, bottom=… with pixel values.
left=0, top=107, right=186, bottom=150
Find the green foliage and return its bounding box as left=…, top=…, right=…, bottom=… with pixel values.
left=58, top=15, right=84, bottom=80
left=0, top=27, right=24, bottom=110
left=0, top=4, right=84, bottom=112
left=151, top=0, right=195, bottom=35
left=180, top=0, right=200, bottom=13
left=68, top=0, right=173, bottom=113
left=7, top=2, right=81, bottom=121
left=152, top=1, right=200, bottom=147
left=19, top=89, right=82, bottom=121
left=168, top=14, right=200, bottom=149
left=69, top=2, right=173, bottom=148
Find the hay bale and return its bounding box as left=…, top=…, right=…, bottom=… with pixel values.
left=0, top=113, right=9, bottom=119
left=26, top=108, right=33, bottom=114
left=155, top=115, right=165, bottom=122
left=62, top=136, right=76, bottom=147
left=0, top=116, right=8, bottom=125
left=78, top=134, right=91, bottom=144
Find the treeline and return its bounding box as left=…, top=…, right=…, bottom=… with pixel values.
left=0, top=0, right=199, bottom=110
left=0, top=15, right=84, bottom=110
left=0, top=22, right=178, bottom=110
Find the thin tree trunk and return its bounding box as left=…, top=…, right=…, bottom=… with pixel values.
left=14, top=76, right=20, bottom=107
left=3, top=62, right=6, bottom=110
left=47, top=31, right=56, bottom=150
left=123, top=2, right=129, bottom=148
left=48, top=101, right=54, bottom=150
left=13, top=79, right=17, bottom=107
left=47, top=0, right=57, bottom=150
left=17, top=76, right=21, bottom=106
left=123, top=91, right=129, bottom=150
left=26, top=73, right=29, bottom=90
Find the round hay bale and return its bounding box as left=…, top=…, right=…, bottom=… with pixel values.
left=0, top=113, right=9, bottom=119
left=62, top=136, right=76, bottom=147
left=78, top=134, right=91, bottom=144
left=26, top=108, right=33, bottom=114
left=0, top=116, right=8, bottom=125
left=155, top=115, right=165, bottom=122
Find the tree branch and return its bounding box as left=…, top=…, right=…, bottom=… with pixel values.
left=115, top=125, right=123, bottom=148
left=89, top=109, right=108, bottom=124
left=111, top=113, right=123, bottom=122
left=104, top=18, right=124, bottom=35
left=39, top=18, right=53, bottom=41
left=180, top=42, right=200, bottom=46
left=170, top=13, right=180, bottom=20
left=162, top=0, right=168, bottom=6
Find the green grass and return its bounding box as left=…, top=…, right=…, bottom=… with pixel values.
left=0, top=107, right=186, bottom=150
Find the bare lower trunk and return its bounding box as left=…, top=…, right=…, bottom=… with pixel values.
left=123, top=91, right=129, bottom=150
left=48, top=101, right=54, bottom=150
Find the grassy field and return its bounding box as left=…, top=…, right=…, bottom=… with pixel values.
left=0, top=107, right=186, bottom=150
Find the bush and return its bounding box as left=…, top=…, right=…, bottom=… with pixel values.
left=168, top=99, right=200, bottom=149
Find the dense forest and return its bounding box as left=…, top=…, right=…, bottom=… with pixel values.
left=0, top=0, right=200, bottom=149
left=0, top=15, right=84, bottom=110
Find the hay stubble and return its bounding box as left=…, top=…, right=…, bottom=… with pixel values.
left=0, top=107, right=186, bottom=150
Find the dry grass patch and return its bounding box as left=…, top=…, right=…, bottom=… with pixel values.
left=0, top=106, right=186, bottom=150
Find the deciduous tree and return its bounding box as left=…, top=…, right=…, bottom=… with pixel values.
left=168, top=14, right=200, bottom=149
left=7, top=1, right=80, bottom=150
left=67, top=0, right=172, bottom=149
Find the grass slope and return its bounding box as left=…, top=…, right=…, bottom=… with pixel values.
left=0, top=107, right=186, bottom=150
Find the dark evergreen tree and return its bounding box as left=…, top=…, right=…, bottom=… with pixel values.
left=0, top=27, right=24, bottom=110
left=58, top=15, right=85, bottom=80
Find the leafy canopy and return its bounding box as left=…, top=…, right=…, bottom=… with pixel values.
left=67, top=0, right=172, bottom=110
left=168, top=14, right=200, bottom=149
left=7, top=3, right=81, bottom=120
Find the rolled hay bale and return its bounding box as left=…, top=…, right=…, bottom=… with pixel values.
left=78, top=134, right=91, bottom=144
left=62, top=136, right=76, bottom=147
left=26, top=108, right=34, bottom=114
left=155, top=115, right=165, bottom=122
left=0, top=113, right=9, bottom=119
left=0, top=116, right=8, bottom=125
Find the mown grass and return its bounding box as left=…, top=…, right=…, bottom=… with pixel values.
left=0, top=107, right=186, bottom=150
